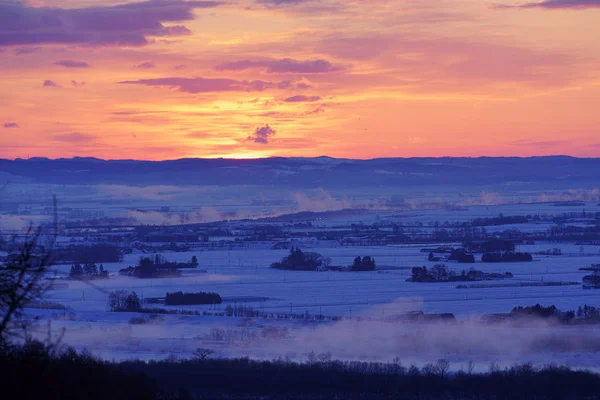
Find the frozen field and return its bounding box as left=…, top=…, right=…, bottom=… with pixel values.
left=46, top=242, right=600, bottom=318
left=21, top=237, right=598, bottom=369
left=3, top=195, right=598, bottom=368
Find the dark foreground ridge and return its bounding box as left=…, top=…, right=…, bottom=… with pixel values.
left=1, top=156, right=599, bottom=188
left=3, top=341, right=600, bottom=400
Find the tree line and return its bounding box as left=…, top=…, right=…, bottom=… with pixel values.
left=68, top=262, right=108, bottom=280
left=410, top=265, right=512, bottom=283
left=270, top=248, right=377, bottom=272
left=4, top=341, right=600, bottom=400
left=270, top=247, right=328, bottom=271
left=164, top=291, right=222, bottom=306
left=509, top=304, right=600, bottom=324
left=119, top=255, right=198, bottom=278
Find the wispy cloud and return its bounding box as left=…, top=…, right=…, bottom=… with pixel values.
left=134, top=61, right=156, bottom=69
left=43, top=80, right=58, bottom=87
left=512, top=139, right=569, bottom=147
left=494, top=0, right=600, bottom=9
left=14, top=47, right=40, bottom=55
left=119, top=77, right=295, bottom=93
left=284, top=95, right=321, bottom=102
left=215, top=58, right=343, bottom=73
left=3, top=122, right=19, bottom=129
left=55, top=60, right=91, bottom=68
left=255, top=0, right=313, bottom=5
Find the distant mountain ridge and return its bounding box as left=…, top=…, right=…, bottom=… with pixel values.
left=0, top=156, right=598, bottom=188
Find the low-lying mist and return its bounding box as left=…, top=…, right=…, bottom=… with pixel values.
left=34, top=304, right=600, bottom=370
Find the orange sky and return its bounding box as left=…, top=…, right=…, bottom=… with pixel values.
left=1, top=0, right=599, bottom=159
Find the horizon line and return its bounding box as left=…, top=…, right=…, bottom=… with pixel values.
left=1, top=154, right=591, bottom=163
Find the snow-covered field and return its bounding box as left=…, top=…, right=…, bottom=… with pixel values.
left=46, top=242, right=600, bottom=318
left=20, top=237, right=597, bottom=369
left=4, top=197, right=599, bottom=369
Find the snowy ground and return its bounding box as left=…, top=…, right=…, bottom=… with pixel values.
left=20, top=237, right=598, bottom=369
left=4, top=198, right=599, bottom=368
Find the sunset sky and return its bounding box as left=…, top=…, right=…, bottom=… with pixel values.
left=1, top=0, right=599, bottom=160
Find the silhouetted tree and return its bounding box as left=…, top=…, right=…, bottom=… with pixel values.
left=165, top=291, right=222, bottom=305
left=0, top=196, right=57, bottom=345
left=69, top=263, right=83, bottom=277
left=125, top=292, right=142, bottom=312
left=83, top=262, right=98, bottom=276
left=192, top=347, right=213, bottom=361
left=270, top=247, right=325, bottom=271
left=350, top=256, right=376, bottom=271
left=434, top=359, right=450, bottom=377
left=108, top=290, right=142, bottom=312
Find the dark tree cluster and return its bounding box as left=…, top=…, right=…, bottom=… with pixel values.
left=224, top=304, right=262, bottom=318
left=482, top=252, right=533, bottom=262
left=350, top=256, right=376, bottom=271
left=270, top=247, right=327, bottom=271
left=489, top=304, right=600, bottom=325
left=68, top=262, right=108, bottom=280
left=411, top=265, right=512, bottom=283
left=138, top=254, right=198, bottom=269
left=582, top=272, right=600, bottom=289
left=470, top=214, right=528, bottom=227
left=108, top=290, right=142, bottom=312
left=447, top=248, right=475, bottom=263
left=54, top=243, right=123, bottom=263
left=0, top=341, right=163, bottom=400
left=465, top=239, right=515, bottom=253
left=164, top=291, right=222, bottom=306
left=576, top=305, right=600, bottom=322
left=118, top=255, right=197, bottom=278
left=511, top=304, right=574, bottom=323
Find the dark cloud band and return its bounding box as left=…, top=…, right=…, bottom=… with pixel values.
left=495, top=0, right=600, bottom=9
left=0, top=0, right=221, bottom=47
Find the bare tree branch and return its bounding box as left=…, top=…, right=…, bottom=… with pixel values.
left=0, top=195, right=58, bottom=346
